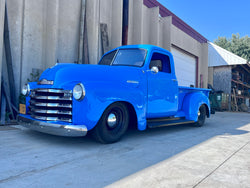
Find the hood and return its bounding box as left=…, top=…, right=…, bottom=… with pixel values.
left=39, top=63, right=143, bottom=88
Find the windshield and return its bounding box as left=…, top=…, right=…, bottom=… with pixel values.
left=98, top=49, right=147, bottom=67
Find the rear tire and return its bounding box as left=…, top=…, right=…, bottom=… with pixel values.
left=194, top=105, right=206, bottom=127
left=92, top=103, right=129, bottom=144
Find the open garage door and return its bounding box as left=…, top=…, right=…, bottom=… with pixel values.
left=171, top=47, right=197, bottom=87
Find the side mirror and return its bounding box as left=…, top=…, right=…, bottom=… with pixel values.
left=151, top=66, right=159, bottom=74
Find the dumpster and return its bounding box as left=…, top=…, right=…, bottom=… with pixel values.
left=209, top=92, right=229, bottom=111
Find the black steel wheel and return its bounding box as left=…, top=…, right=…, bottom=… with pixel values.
left=92, top=103, right=129, bottom=144
left=194, top=105, right=206, bottom=127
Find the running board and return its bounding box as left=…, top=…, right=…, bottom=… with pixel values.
left=147, top=118, right=195, bottom=128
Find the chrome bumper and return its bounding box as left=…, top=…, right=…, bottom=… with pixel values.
left=17, top=115, right=87, bottom=137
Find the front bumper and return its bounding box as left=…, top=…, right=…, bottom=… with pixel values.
left=17, top=115, right=88, bottom=137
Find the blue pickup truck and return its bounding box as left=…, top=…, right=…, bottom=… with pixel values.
left=18, top=45, right=211, bottom=143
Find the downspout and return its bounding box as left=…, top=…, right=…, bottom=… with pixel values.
left=78, top=0, right=85, bottom=64
left=122, top=0, right=129, bottom=45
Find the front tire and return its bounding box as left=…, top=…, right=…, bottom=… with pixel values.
left=194, top=105, right=206, bottom=127
left=92, top=103, right=129, bottom=144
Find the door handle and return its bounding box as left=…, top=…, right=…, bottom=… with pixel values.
left=172, top=79, right=177, bottom=82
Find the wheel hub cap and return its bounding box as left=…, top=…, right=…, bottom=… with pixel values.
left=107, top=113, right=117, bottom=128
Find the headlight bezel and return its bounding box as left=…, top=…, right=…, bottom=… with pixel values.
left=73, top=83, right=85, bottom=101
left=21, top=84, right=30, bottom=96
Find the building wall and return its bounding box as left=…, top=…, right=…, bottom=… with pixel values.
left=213, top=66, right=232, bottom=94
left=201, top=43, right=208, bottom=88
left=5, top=0, right=23, bottom=100
left=4, top=0, right=208, bottom=104
left=0, top=0, right=5, bottom=99
left=171, top=25, right=208, bottom=88
left=87, top=0, right=123, bottom=65
left=6, top=0, right=123, bottom=101
left=159, top=16, right=172, bottom=51
left=128, top=0, right=208, bottom=88
left=128, top=0, right=172, bottom=51
left=6, top=0, right=82, bottom=99
left=208, top=67, right=213, bottom=86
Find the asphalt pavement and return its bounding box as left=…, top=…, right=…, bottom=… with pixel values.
left=0, top=112, right=249, bottom=188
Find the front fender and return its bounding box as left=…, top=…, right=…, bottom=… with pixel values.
left=182, top=92, right=210, bottom=121
left=73, top=79, right=147, bottom=131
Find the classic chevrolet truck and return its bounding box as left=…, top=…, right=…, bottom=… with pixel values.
left=18, top=45, right=211, bottom=143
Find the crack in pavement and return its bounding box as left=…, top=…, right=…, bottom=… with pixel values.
left=193, top=140, right=250, bottom=188
left=0, top=161, right=69, bottom=184
left=0, top=152, right=94, bottom=184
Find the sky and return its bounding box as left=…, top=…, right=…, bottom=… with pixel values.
left=157, top=0, right=250, bottom=42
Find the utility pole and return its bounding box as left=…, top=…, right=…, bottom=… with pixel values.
left=122, top=0, right=129, bottom=45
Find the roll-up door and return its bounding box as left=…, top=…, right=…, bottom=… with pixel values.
left=171, top=47, right=196, bottom=87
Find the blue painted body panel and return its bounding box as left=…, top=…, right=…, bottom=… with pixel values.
left=22, top=44, right=210, bottom=132
left=146, top=47, right=179, bottom=118
left=178, top=86, right=210, bottom=121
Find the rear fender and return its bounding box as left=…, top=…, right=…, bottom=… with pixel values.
left=182, top=92, right=210, bottom=121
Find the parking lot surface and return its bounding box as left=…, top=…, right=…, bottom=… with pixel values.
left=0, top=112, right=249, bottom=188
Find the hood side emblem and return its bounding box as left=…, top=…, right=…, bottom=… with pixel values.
left=38, top=79, right=54, bottom=85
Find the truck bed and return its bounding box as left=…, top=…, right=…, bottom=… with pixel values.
left=178, top=86, right=210, bottom=112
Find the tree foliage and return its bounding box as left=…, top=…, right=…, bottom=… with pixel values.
left=214, top=34, right=250, bottom=61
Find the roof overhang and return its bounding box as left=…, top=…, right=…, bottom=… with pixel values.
left=208, top=42, right=247, bottom=67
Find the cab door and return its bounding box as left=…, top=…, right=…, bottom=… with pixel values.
left=147, top=51, right=178, bottom=118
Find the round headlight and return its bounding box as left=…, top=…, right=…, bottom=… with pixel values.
left=73, top=83, right=85, bottom=101
left=21, top=84, right=30, bottom=96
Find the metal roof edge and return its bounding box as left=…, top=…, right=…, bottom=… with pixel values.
left=209, top=42, right=248, bottom=63
left=208, top=42, right=247, bottom=67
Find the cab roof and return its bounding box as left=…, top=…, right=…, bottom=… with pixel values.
left=115, top=44, right=167, bottom=52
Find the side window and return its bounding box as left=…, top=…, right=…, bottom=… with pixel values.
left=149, top=52, right=171, bottom=73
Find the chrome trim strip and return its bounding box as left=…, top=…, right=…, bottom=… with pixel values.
left=29, top=88, right=73, bottom=123
left=156, top=120, right=195, bottom=127
left=18, top=115, right=87, bottom=137
left=30, top=115, right=72, bottom=123
left=31, top=96, right=72, bottom=100
left=29, top=101, right=72, bottom=108
left=34, top=89, right=72, bottom=94
left=31, top=109, right=72, bottom=115
left=126, top=80, right=139, bottom=84
left=31, top=115, right=57, bottom=121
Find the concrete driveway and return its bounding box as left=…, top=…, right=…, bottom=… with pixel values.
left=0, top=112, right=249, bottom=188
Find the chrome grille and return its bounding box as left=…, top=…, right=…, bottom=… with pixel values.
left=29, top=89, right=72, bottom=123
